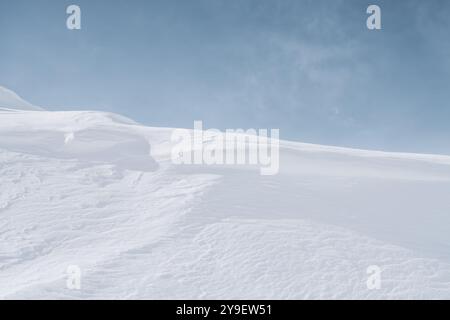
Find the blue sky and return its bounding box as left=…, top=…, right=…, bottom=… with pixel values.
left=1, top=0, right=450, bottom=153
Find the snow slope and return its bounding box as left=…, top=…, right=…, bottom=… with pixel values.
left=0, top=86, right=42, bottom=111
left=0, top=88, right=450, bottom=299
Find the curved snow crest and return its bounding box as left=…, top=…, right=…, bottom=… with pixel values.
left=0, top=86, right=43, bottom=111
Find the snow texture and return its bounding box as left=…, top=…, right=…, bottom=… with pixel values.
left=0, top=87, right=449, bottom=299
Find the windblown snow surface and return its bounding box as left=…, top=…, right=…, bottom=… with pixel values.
left=0, top=89, right=450, bottom=299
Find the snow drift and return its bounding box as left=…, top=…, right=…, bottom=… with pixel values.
left=0, top=87, right=449, bottom=299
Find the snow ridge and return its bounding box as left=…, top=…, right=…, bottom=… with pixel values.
left=0, top=86, right=43, bottom=111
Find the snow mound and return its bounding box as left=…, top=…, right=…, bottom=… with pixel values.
left=0, top=86, right=43, bottom=111
left=0, top=97, right=450, bottom=299
left=0, top=110, right=156, bottom=171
